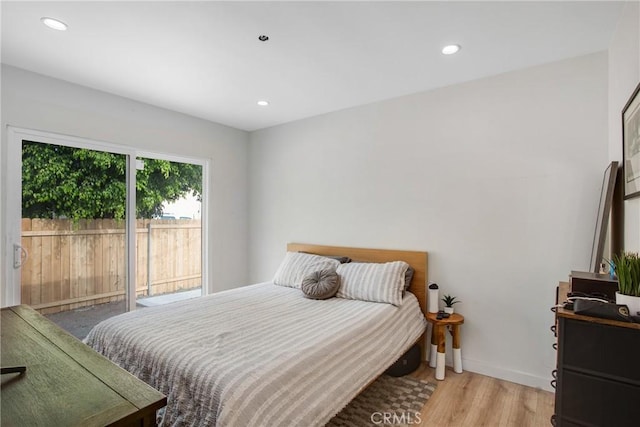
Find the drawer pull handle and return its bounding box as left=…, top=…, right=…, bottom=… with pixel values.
left=552, top=369, right=557, bottom=379
left=550, top=379, right=557, bottom=389
left=550, top=325, right=556, bottom=336
left=552, top=342, right=557, bottom=350
left=550, top=414, right=557, bottom=426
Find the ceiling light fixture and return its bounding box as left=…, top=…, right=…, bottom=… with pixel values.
left=441, top=44, right=461, bottom=55
left=41, top=17, right=68, bottom=31
left=257, top=100, right=270, bottom=107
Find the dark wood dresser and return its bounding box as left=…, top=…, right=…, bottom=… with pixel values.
left=554, top=308, right=640, bottom=426
left=1, top=305, right=166, bottom=426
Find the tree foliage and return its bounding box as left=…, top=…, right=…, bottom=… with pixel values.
left=22, top=141, right=202, bottom=220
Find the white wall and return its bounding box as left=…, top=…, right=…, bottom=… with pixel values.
left=609, top=1, right=640, bottom=252
left=249, top=52, right=609, bottom=390
left=1, top=65, right=250, bottom=296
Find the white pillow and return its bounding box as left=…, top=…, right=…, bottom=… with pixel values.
left=336, top=261, right=409, bottom=306
left=273, top=252, right=340, bottom=288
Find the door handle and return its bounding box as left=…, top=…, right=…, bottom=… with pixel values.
left=13, top=244, right=28, bottom=269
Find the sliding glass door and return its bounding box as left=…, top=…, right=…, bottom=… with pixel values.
left=5, top=128, right=136, bottom=339
left=5, top=128, right=208, bottom=338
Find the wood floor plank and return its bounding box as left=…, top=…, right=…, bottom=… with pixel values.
left=412, top=363, right=554, bottom=427
left=511, top=383, right=540, bottom=426
left=500, top=381, right=524, bottom=426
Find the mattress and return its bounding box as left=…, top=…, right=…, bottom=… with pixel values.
left=85, top=282, right=426, bottom=427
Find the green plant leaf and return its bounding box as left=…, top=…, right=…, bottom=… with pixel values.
left=22, top=141, right=202, bottom=220
left=612, top=252, right=640, bottom=296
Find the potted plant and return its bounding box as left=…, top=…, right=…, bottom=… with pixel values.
left=441, top=294, right=460, bottom=314
left=612, top=252, right=640, bottom=316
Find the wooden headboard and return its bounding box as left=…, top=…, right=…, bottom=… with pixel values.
left=287, top=243, right=428, bottom=317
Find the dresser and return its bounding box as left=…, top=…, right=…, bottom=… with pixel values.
left=1, top=305, right=166, bottom=426
left=554, top=308, right=640, bottom=426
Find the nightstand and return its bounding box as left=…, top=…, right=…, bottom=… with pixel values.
left=426, top=312, right=464, bottom=380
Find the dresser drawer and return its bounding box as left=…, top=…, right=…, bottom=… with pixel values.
left=560, top=370, right=640, bottom=427
left=561, top=318, right=640, bottom=384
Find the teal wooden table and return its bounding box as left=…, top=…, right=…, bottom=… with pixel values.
left=1, top=305, right=166, bottom=426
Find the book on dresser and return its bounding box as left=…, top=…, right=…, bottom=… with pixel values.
left=1, top=305, right=166, bottom=426
left=554, top=307, right=640, bottom=427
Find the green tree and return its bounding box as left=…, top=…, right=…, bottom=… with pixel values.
left=22, top=141, right=201, bottom=220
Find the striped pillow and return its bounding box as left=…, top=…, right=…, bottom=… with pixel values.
left=336, top=261, right=409, bottom=306
left=273, top=252, right=340, bottom=288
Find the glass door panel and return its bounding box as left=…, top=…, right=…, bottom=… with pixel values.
left=20, top=140, right=128, bottom=338
left=135, top=157, right=203, bottom=308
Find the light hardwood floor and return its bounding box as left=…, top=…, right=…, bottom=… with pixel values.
left=411, top=363, right=555, bottom=426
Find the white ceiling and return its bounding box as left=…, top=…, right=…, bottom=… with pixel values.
left=1, top=1, right=624, bottom=131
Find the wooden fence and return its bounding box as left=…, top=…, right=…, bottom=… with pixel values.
left=20, top=218, right=202, bottom=314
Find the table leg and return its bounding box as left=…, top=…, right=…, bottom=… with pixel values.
left=452, top=324, right=462, bottom=374
left=429, top=323, right=437, bottom=368
left=435, top=325, right=446, bottom=380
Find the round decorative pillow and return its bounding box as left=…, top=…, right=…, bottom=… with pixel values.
left=301, top=269, right=340, bottom=300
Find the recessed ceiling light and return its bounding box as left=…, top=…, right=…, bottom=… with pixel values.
left=41, top=17, right=68, bottom=31
left=442, top=44, right=461, bottom=55
left=257, top=100, right=269, bottom=107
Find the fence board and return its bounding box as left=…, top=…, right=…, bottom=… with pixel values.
left=50, top=221, right=62, bottom=306
left=93, top=220, right=104, bottom=306
left=20, top=219, right=202, bottom=314
left=31, top=220, right=43, bottom=306
left=21, top=219, right=32, bottom=306
left=60, top=229, right=71, bottom=313
left=41, top=220, right=53, bottom=307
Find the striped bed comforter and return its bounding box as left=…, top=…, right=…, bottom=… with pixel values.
left=84, top=282, right=426, bottom=427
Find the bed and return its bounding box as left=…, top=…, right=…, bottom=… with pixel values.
left=85, top=243, right=428, bottom=427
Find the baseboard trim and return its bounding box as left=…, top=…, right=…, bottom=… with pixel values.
left=421, top=327, right=553, bottom=392
left=460, top=357, right=554, bottom=392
